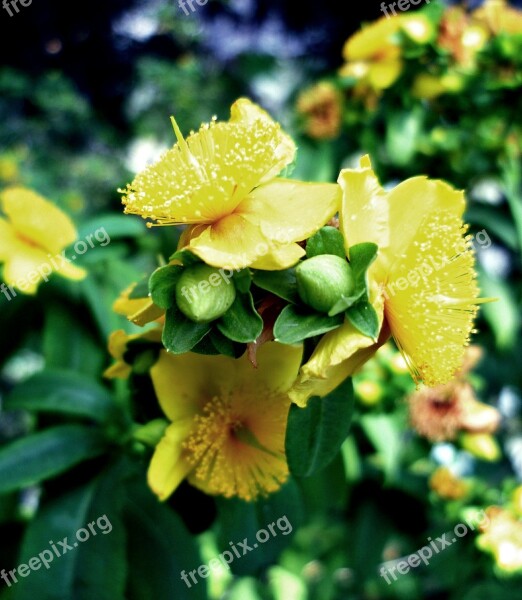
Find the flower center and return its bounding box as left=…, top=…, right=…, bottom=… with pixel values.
left=182, top=392, right=289, bottom=501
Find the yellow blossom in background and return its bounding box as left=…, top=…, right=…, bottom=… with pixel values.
left=290, top=156, right=489, bottom=406
left=472, top=0, right=522, bottom=35
left=104, top=328, right=162, bottom=379
left=401, top=14, right=436, bottom=45
left=147, top=342, right=302, bottom=502
left=340, top=15, right=404, bottom=92
left=476, top=507, right=522, bottom=574
left=412, top=71, right=466, bottom=100
left=296, top=81, right=343, bottom=140
left=0, top=187, right=86, bottom=294
left=121, top=98, right=340, bottom=270
left=113, top=282, right=165, bottom=326
left=429, top=467, right=469, bottom=500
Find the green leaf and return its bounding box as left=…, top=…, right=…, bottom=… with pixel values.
left=345, top=300, right=380, bottom=340
left=4, top=370, right=121, bottom=424
left=162, top=306, right=212, bottom=354
left=217, top=292, right=263, bottom=343
left=209, top=329, right=245, bottom=358
left=43, top=303, right=105, bottom=377
left=327, top=291, right=364, bottom=316
left=252, top=269, right=298, bottom=303
left=124, top=476, right=206, bottom=600
left=305, top=226, right=346, bottom=259
left=349, top=242, right=378, bottom=298
left=169, top=249, right=203, bottom=267
left=12, top=461, right=130, bottom=600
left=273, top=305, right=343, bottom=345
left=359, top=413, right=404, bottom=483
left=149, top=265, right=183, bottom=310
left=285, top=378, right=354, bottom=477
left=77, top=213, right=146, bottom=241
left=0, top=425, right=108, bottom=495
left=233, top=269, right=252, bottom=293
left=214, top=479, right=304, bottom=576
left=128, top=276, right=151, bottom=299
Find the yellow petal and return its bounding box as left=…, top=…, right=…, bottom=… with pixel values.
left=239, top=179, right=341, bottom=245
left=368, top=58, right=403, bottom=90
left=150, top=350, right=240, bottom=422
left=300, top=291, right=384, bottom=380
left=121, top=98, right=296, bottom=226
left=147, top=421, right=194, bottom=500
left=289, top=341, right=382, bottom=407
left=343, top=15, right=403, bottom=61
left=1, top=187, right=78, bottom=255
left=383, top=201, right=480, bottom=387
left=338, top=159, right=390, bottom=280
left=230, top=341, right=303, bottom=395
left=56, top=260, right=87, bottom=281
left=183, top=213, right=271, bottom=269
left=249, top=242, right=304, bottom=270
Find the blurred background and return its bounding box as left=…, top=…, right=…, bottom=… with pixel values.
left=1, top=1, right=522, bottom=599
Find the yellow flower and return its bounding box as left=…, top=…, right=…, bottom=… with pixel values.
left=120, top=98, right=340, bottom=270
left=476, top=507, right=522, bottom=574
left=147, top=342, right=302, bottom=502
left=340, top=15, right=403, bottom=92
left=472, top=0, right=522, bottom=35
left=0, top=187, right=86, bottom=294
left=412, top=72, right=466, bottom=100
left=290, top=156, right=488, bottom=406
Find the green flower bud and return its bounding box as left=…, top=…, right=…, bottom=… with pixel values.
left=175, top=264, right=236, bottom=323
left=296, top=254, right=355, bottom=313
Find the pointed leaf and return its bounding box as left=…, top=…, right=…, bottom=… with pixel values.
left=286, top=378, right=354, bottom=477
left=274, top=305, right=343, bottom=345
left=149, top=265, right=183, bottom=310
left=306, top=226, right=346, bottom=259
left=217, top=292, right=263, bottom=343
left=162, top=306, right=212, bottom=354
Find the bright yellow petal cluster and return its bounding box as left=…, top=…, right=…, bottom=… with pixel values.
left=147, top=342, right=302, bottom=502
left=476, top=507, right=522, bottom=574
left=340, top=15, right=404, bottom=91
left=0, top=187, right=86, bottom=294
left=290, top=156, right=487, bottom=406
left=472, top=0, right=522, bottom=35
left=121, top=98, right=340, bottom=270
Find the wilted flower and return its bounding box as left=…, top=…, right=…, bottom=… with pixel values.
left=147, top=342, right=302, bottom=501
left=438, top=7, right=489, bottom=67
left=429, top=467, right=469, bottom=500
left=409, top=347, right=500, bottom=442
left=296, top=81, right=343, bottom=140
left=121, top=98, right=340, bottom=270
